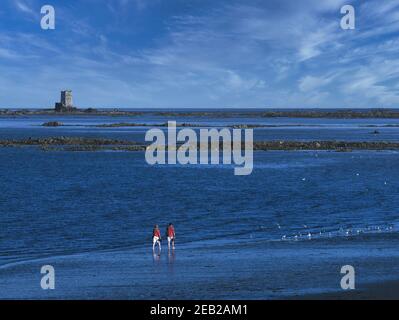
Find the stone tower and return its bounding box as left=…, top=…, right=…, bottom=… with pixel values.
left=55, top=90, right=75, bottom=111
left=61, top=90, right=73, bottom=107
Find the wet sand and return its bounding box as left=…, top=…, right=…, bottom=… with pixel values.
left=294, top=280, right=399, bottom=300
left=1, top=237, right=399, bottom=300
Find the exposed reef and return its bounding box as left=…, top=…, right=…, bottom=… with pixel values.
left=42, top=121, right=322, bottom=128
left=42, top=121, right=63, bottom=127
left=252, top=141, right=399, bottom=151
left=94, top=122, right=204, bottom=128
left=0, top=137, right=142, bottom=151
left=93, top=122, right=289, bottom=128
left=2, top=137, right=399, bottom=152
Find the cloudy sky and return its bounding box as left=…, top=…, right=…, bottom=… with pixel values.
left=0, top=0, right=399, bottom=108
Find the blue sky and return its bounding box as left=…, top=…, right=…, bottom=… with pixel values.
left=0, top=0, right=399, bottom=108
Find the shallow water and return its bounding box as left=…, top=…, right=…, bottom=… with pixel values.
left=0, top=113, right=398, bottom=298
left=2, top=114, right=399, bottom=142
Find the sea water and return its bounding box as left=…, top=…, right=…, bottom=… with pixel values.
left=1, top=112, right=399, bottom=298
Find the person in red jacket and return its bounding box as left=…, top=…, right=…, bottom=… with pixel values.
left=166, top=223, right=175, bottom=250
left=152, top=225, right=161, bottom=252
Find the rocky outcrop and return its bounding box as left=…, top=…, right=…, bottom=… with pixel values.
left=0, top=136, right=138, bottom=147
left=1, top=137, right=399, bottom=152
left=94, top=122, right=203, bottom=128
left=42, top=121, right=63, bottom=127
left=252, top=141, right=399, bottom=151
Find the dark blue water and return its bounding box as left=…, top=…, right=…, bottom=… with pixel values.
left=2, top=114, right=399, bottom=142
left=1, top=114, right=399, bottom=298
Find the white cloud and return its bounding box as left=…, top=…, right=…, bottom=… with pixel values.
left=341, top=59, right=399, bottom=106
left=14, top=0, right=35, bottom=16
left=299, top=75, right=333, bottom=92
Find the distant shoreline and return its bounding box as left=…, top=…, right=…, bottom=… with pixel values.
left=3, top=108, right=399, bottom=118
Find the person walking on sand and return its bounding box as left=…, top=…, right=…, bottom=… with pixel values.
left=166, top=223, right=176, bottom=250
left=152, top=225, right=161, bottom=253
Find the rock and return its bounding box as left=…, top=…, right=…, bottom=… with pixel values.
left=84, top=108, right=97, bottom=113
left=42, top=121, right=63, bottom=127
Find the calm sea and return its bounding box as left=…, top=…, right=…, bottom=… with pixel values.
left=0, top=111, right=399, bottom=298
